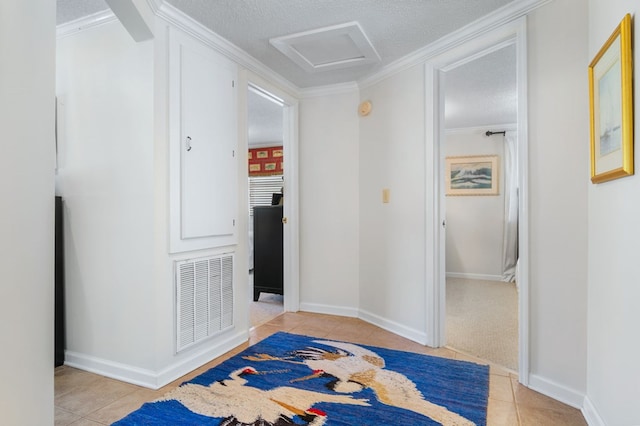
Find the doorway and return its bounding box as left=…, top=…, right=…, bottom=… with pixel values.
left=425, top=18, right=529, bottom=384
left=247, top=86, right=285, bottom=327
left=442, top=45, right=519, bottom=371
left=244, top=77, right=300, bottom=327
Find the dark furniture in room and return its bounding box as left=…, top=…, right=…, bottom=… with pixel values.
left=55, top=196, right=65, bottom=367
left=253, top=205, right=283, bottom=301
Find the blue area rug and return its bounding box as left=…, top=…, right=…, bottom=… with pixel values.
left=114, top=332, right=489, bottom=425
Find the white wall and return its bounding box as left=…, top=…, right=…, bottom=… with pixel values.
left=444, top=130, right=506, bottom=278
left=54, top=18, right=267, bottom=388
left=527, top=0, right=589, bottom=401
left=56, top=21, right=157, bottom=369
left=356, top=0, right=589, bottom=403
left=587, top=2, right=640, bottom=425
left=0, top=0, right=55, bottom=423
left=359, top=65, right=427, bottom=335
left=298, top=90, right=360, bottom=315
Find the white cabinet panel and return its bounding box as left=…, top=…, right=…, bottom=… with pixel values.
left=169, top=28, right=238, bottom=253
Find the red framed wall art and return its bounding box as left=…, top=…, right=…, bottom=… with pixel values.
left=248, top=146, right=283, bottom=176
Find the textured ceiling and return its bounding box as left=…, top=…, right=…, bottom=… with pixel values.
left=165, top=0, right=514, bottom=88
left=444, top=44, right=517, bottom=129
left=57, top=0, right=109, bottom=24
left=248, top=90, right=283, bottom=146
left=56, top=0, right=518, bottom=130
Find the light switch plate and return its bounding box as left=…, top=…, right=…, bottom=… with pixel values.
left=382, top=188, right=390, bottom=203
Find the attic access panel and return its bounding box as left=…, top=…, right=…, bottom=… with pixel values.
left=270, top=21, right=381, bottom=73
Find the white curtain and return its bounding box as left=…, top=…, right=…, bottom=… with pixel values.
left=502, top=131, right=518, bottom=282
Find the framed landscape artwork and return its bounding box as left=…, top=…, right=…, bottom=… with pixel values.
left=588, top=13, right=634, bottom=184
left=445, top=155, right=499, bottom=196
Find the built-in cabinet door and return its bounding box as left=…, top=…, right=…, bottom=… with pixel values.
left=169, top=28, right=238, bottom=253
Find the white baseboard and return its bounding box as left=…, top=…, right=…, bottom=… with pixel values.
left=65, top=330, right=248, bottom=390
left=358, top=309, right=428, bottom=345
left=582, top=396, right=606, bottom=426
left=446, top=272, right=504, bottom=281
left=298, top=303, right=428, bottom=346
left=527, top=374, right=585, bottom=410
left=64, top=351, right=160, bottom=389
left=299, top=302, right=359, bottom=318
left=155, top=331, right=248, bottom=388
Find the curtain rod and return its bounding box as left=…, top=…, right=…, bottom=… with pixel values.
left=485, top=130, right=506, bottom=137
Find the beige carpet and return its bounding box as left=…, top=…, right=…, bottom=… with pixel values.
left=250, top=292, right=284, bottom=327
left=446, top=277, right=518, bottom=371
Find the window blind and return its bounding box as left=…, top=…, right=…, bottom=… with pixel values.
left=248, top=175, right=283, bottom=215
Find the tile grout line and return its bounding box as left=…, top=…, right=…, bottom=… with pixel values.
left=511, top=375, right=523, bottom=426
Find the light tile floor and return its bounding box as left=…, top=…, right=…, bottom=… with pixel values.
left=55, top=312, right=587, bottom=425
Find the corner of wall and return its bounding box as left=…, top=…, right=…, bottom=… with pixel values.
left=581, top=396, right=606, bottom=426
left=527, top=374, right=586, bottom=410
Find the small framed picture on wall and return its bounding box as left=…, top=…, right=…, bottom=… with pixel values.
left=445, top=155, right=499, bottom=196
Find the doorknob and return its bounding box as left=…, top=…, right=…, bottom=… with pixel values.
left=282, top=217, right=288, bottom=224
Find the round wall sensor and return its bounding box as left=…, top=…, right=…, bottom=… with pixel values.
left=358, top=101, right=372, bottom=116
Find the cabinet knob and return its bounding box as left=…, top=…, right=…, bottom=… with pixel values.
left=282, top=217, right=288, bottom=224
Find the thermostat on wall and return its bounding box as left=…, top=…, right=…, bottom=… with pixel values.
left=359, top=100, right=372, bottom=116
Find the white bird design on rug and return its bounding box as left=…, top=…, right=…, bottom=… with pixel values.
left=245, top=340, right=476, bottom=426
left=159, top=366, right=370, bottom=426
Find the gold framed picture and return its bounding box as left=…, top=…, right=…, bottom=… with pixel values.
left=445, top=155, right=499, bottom=196
left=588, top=13, right=634, bottom=184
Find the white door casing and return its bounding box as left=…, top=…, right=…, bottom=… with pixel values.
left=425, top=17, right=530, bottom=385
left=243, top=72, right=300, bottom=314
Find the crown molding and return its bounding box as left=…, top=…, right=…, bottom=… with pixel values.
left=248, top=141, right=284, bottom=149
left=156, top=2, right=301, bottom=97
left=146, top=0, right=164, bottom=14
left=358, top=0, right=551, bottom=89
left=56, top=10, right=118, bottom=39
left=299, top=82, right=359, bottom=99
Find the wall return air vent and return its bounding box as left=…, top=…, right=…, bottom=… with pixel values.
left=270, top=21, right=381, bottom=73
left=176, top=254, right=233, bottom=352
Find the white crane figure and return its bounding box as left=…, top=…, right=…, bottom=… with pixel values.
left=158, top=366, right=370, bottom=426
left=245, top=340, right=476, bottom=426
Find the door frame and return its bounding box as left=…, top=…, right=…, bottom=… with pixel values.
left=243, top=71, right=300, bottom=313
left=424, top=17, right=530, bottom=384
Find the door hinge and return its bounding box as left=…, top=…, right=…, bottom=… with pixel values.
left=232, top=150, right=235, bottom=157
left=232, top=80, right=235, bottom=88
left=233, top=219, right=236, bottom=226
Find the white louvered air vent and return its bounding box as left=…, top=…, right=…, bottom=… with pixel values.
left=176, top=254, right=233, bottom=352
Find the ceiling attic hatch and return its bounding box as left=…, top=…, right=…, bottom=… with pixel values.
left=270, top=21, right=381, bottom=73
